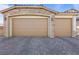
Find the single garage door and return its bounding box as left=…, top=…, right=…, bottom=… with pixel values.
left=12, top=17, right=48, bottom=37
left=54, top=18, right=72, bottom=37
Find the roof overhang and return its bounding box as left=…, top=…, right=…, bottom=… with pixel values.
left=0, top=6, right=58, bottom=14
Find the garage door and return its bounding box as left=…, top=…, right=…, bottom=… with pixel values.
left=54, top=18, right=72, bottom=37
left=12, top=17, right=48, bottom=37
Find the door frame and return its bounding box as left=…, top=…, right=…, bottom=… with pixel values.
left=7, top=14, right=54, bottom=38
left=55, top=15, right=77, bottom=37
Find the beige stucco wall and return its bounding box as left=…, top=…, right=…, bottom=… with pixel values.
left=56, top=13, right=78, bottom=16
left=4, top=8, right=55, bottom=16
left=3, top=7, right=78, bottom=37
left=76, top=20, right=79, bottom=34
left=2, top=6, right=55, bottom=38
left=2, top=6, right=78, bottom=38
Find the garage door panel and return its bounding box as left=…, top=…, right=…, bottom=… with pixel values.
left=55, top=18, right=72, bottom=37
left=12, top=18, right=48, bottom=36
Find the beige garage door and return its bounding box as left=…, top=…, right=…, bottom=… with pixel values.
left=12, top=17, right=48, bottom=37
left=54, top=18, right=72, bottom=37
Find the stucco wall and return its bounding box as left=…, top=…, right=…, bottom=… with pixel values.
left=76, top=21, right=79, bottom=35
left=4, top=8, right=54, bottom=17
left=2, top=6, right=79, bottom=37
left=0, top=26, right=3, bottom=36
left=2, top=6, right=55, bottom=37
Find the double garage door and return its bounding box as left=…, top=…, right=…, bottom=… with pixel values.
left=12, top=17, right=48, bottom=37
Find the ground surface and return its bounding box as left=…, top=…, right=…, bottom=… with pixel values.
left=0, top=37, right=79, bottom=55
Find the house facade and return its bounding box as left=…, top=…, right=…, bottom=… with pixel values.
left=0, top=5, right=79, bottom=38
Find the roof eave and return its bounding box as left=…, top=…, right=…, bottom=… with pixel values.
left=0, top=6, right=57, bottom=14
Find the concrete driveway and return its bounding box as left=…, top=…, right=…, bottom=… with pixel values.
left=0, top=37, right=79, bottom=55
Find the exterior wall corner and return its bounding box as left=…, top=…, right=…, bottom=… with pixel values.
left=72, top=16, right=77, bottom=37
left=48, top=15, right=54, bottom=38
